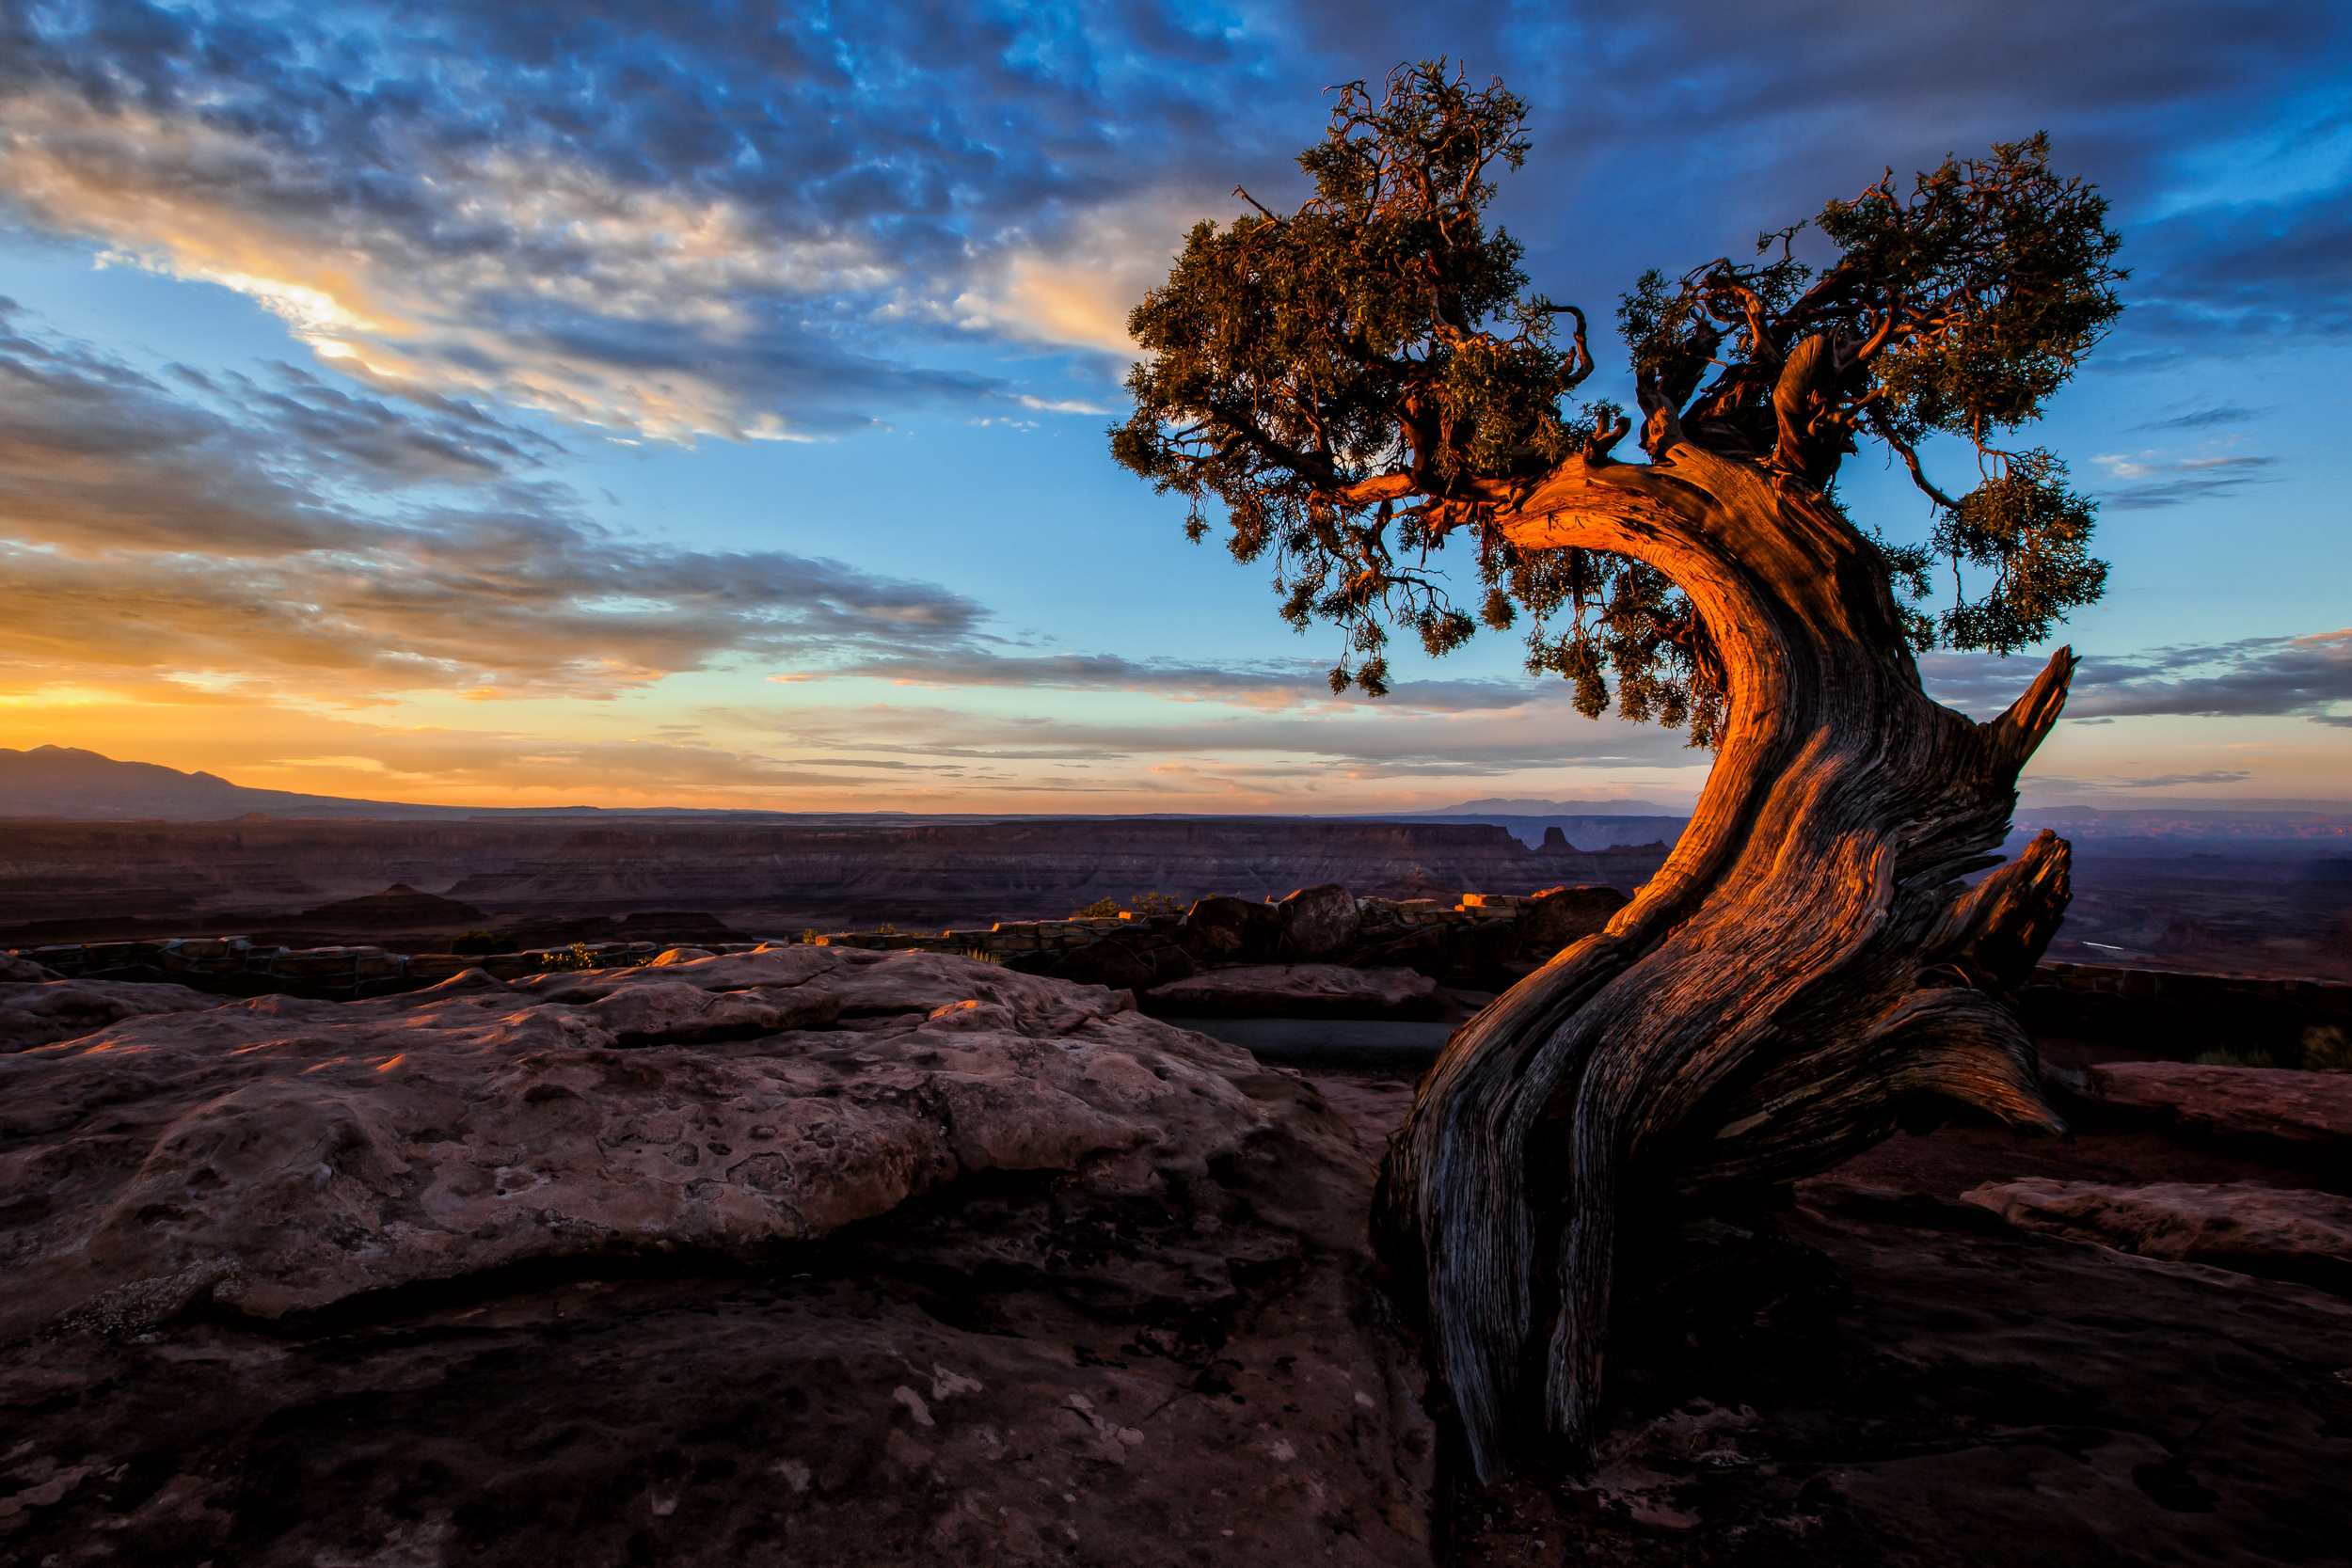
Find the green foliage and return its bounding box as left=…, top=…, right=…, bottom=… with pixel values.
left=532, top=942, right=653, bottom=974
left=1112, top=66, right=2122, bottom=733
left=1612, top=133, right=2122, bottom=662
left=2300, top=1024, right=2351, bottom=1070
left=1926, top=453, right=2108, bottom=654
left=450, top=928, right=515, bottom=956
left=1069, top=892, right=1185, bottom=919
left=1115, top=61, right=1597, bottom=700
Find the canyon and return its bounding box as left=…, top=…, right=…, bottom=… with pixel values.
left=0, top=817, right=1675, bottom=940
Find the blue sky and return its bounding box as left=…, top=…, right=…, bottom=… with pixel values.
left=1, top=0, right=2346, bottom=812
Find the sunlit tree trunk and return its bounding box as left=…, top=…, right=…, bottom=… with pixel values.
left=1373, top=437, right=2075, bottom=1481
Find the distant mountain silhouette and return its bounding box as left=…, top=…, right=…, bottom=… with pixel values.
left=0, top=746, right=608, bottom=821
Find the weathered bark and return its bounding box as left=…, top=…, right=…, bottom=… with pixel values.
left=1373, top=439, right=2075, bottom=1481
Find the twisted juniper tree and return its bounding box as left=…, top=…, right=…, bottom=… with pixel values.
left=1111, top=63, right=2123, bottom=1479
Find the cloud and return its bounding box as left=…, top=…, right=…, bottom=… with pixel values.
left=2122, top=180, right=2352, bottom=348
left=0, top=3, right=1289, bottom=439
left=5, top=0, right=2341, bottom=447
left=782, top=646, right=1553, bottom=715
left=2132, top=404, right=2274, bottom=431
left=1923, top=628, right=2352, bottom=723
left=2090, top=449, right=2280, bottom=509
left=0, top=307, right=986, bottom=700
left=943, top=195, right=1229, bottom=356
left=2109, top=770, right=2255, bottom=788
left=765, top=683, right=1708, bottom=783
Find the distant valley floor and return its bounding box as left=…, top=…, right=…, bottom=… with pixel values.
left=2, top=814, right=2346, bottom=983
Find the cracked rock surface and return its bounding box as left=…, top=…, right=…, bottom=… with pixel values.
left=0, top=977, right=220, bottom=1054
left=0, top=949, right=1435, bottom=1566
left=1961, top=1176, right=2352, bottom=1293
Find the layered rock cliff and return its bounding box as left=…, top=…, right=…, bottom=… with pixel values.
left=0, top=816, right=1675, bottom=936
left=443, top=818, right=1674, bottom=927
left=0, top=821, right=582, bottom=925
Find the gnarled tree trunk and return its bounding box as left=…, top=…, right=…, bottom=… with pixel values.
left=1373, top=438, right=2075, bottom=1481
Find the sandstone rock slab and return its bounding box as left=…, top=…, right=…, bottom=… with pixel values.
left=1520, top=883, right=1630, bottom=958
left=1032, top=929, right=1198, bottom=993
left=1145, top=963, right=1440, bottom=1020
left=0, top=954, right=1227, bottom=1341
left=1961, top=1177, right=2352, bottom=1292
left=0, top=978, right=223, bottom=1053
left=1458, top=1180, right=2352, bottom=1565
left=1179, top=894, right=1279, bottom=961
left=1275, top=882, right=1361, bottom=960
left=0, top=958, right=1435, bottom=1566
left=2090, top=1061, right=2352, bottom=1155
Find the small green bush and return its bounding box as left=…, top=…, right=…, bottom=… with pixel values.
left=450, top=929, right=516, bottom=956
left=1069, top=893, right=1184, bottom=919
left=532, top=942, right=654, bottom=974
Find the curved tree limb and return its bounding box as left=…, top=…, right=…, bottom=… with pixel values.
left=1375, top=440, right=2074, bottom=1481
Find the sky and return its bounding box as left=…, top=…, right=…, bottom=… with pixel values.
left=0, top=0, right=2346, bottom=816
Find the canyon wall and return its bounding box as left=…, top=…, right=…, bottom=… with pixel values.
left=0, top=816, right=1672, bottom=934
left=443, top=818, right=1673, bottom=927
left=0, top=821, right=582, bottom=926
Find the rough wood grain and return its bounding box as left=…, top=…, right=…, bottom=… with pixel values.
left=1374, top=441, right=2074, bottom=1480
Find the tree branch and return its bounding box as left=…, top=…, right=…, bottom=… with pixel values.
left=1867, top=406, right=1964, bottom=511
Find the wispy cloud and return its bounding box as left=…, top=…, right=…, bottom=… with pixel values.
left=3, top=0, right=2344, bottom=444
left=2090, top=449, right=2280, bottom=509
left=781, top=647, right=1551, bottom=715
left=2110, top=769, right=2255, bottom=788
left=1923, top=628, right=2352, bottom=724
left=0, top=306, right=985, bottom=700
left=0, top=4, right=1280, bottom=440
left=2132, top=404, right=2274, bottom=431
left=764, top=687, right=1705, bottom=783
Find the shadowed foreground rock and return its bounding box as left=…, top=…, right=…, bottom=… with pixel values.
left=1451, top=1180, right=2352, bottom=1566
left=1144, top=965, right=1441, bottom=1021
left=0, top=951, right=1434, bottom=1565
left=1962, top=1177, right=2352, bottom=1293
left=2090, top=1061, right=2352, bottom=1158
left=0, top=976, right=218, bottom=1053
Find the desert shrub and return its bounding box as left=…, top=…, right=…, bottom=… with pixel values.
left=1070, top=893, right=1183, bottom=919
left=2193, top=1047, right=2280, bottom=1069
left=531, top=942, right=653, bottom=974
left=2302, top=1023, right=2352, bottom=1070
left=953, top=947, right=1007, bottom=966
left=450, top=929, right=516, bottom=955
